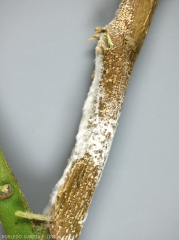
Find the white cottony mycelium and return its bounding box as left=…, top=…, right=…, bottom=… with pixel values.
left=44, top=47, right=121, bottom=216
left=45, top=1, right=159, bottom=238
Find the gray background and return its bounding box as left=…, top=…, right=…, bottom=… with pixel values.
left=0, top=0, right=179, bottom=239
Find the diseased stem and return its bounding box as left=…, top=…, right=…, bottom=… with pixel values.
left=46, top=0, right=159, bottom=239
left=0, top=148, right=49, bottom=239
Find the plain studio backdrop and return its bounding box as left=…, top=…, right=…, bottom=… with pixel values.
left=0, top=1, right=179, bottom=239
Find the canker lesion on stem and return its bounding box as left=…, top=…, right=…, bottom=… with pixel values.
left=46, top=1, right=159, bottom=240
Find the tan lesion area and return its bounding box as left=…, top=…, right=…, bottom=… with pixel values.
left=48, top=155, right=101, bottom=240
left=98, top=0, right=159, bottom=117
left=48, top=1, right=159, bottom=239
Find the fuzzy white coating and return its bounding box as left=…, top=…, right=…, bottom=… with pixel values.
left=43, top=50, right=103, bottom=215
left=44, top=47, right=121, bottom=217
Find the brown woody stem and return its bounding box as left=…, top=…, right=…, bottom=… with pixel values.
left=47, top=1, right=159, bottom=239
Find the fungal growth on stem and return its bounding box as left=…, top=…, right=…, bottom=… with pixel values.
left=0, top=0, right=159, bottom=239
left=44, top=0, right=159, bottom=239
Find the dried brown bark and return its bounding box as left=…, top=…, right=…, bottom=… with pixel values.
left=47, top=1, right=159, bottom=239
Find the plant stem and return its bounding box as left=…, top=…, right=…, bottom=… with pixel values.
left=46, top=0, right=159, bottom=239
left=0, top=148, right=49, bottom=239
